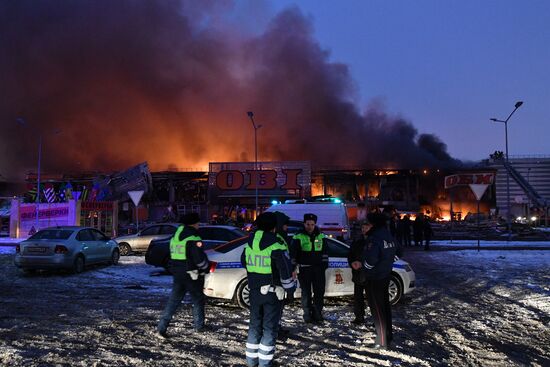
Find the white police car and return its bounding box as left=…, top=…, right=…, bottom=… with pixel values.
left=203, top=236, right=415, bottom=308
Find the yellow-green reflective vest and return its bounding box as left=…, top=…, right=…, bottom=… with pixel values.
left=293, top=232, right=325, bottom=252
left=245, top=230, right=287, bottom=274
left=170, top=226, right=201, bottom=260
left=276, top=233, right=289, bottom=250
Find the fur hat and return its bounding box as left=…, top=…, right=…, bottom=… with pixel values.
left=255, top=212, right=277, bottom=232
left=303, top=213, right=318, bottom=223
left=367, top=212, right=388, bottom=227
left=182, top=212, right=200, bottom=225
left=273, top=211, right=290, bottom=227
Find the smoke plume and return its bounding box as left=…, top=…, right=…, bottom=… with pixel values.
left=0, top=0, right=461, bottom=180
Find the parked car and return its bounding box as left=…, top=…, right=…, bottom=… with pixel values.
left=145, top=225, right=247, bottom=269
left=14, top=226, right=119, bottom=273
left=242, top=220, right=303, bottom=237
left=203, top=236, right=415, bottom=308
left=115, top=223, right=180, bottom=255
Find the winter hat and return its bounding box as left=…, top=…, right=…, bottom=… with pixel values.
left=367, top=212, right=388, bottom=228
left=303, top=213, right=318, bottom=223
left=273, top=211, right=290, bottom=228
left=255, top=212, right=277, bottom=232
left=182, top=212, right=200, bottom=225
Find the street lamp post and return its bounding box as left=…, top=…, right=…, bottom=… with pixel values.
left=527, top=167, right=531, bottom=220
left=16, top=118, right=42, bottom=231
left=246, top=111, right=262, bottom=217
left=16, top=118, right=61, bottom=233
left=490, top=101, right=523, bottom=239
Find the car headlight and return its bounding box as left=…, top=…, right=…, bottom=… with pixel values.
left=404, top=264, right=412, bottom=272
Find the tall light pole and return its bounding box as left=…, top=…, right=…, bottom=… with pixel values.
left=16, top=118, right=42, bottom=232
left=490, top=101, right=523, bottom=239
left=16, top=118, right=61, bottom=233
left=246, top=111, right=262, bottom=217
left=527, top=167, right=531, bottom=220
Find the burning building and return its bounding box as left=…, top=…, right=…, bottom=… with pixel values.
left=2, top=1, right=476, bottom=230
left=1, top=1, right=461, bottom=182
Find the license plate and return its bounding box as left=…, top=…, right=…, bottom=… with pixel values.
left=27, top=247, right=47, bottom=253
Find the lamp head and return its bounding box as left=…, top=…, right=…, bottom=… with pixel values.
left=490, top=118, right=498, bottom=122
left=247, top=111, right=254, bottom=118
left=515, top=101, right=523, bottom=109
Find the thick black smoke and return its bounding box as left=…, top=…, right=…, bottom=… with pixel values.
left=0, top=0, right=460, bottom=180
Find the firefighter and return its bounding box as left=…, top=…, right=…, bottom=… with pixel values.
left=363, top=212, right=397, bottom=349
left=157, top=212, right=210, bottom=336
left=241, top=212, right=296, bottom=367
left=290, top=213, right=329, bottom=323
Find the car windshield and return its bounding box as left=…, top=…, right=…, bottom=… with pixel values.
left=29, top=229, right=74, bottom=240
left=212, top=236, right=248, bottom=253
left=232, top=228, right=247, bottom=237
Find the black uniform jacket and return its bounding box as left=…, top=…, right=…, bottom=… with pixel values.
left=348, top=234, right=369, bottom=284
left=169, top=226, right=210, bottom=276
left=362, top=226, right=397, bottom=280
left=240, top=231, right=295, bottom=291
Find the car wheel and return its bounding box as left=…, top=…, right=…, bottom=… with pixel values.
left=110, top=249, right=120, bottom=265
left=73, top=255, right=85, bottom=274
left=235, top=278, right=250, bottom=309
left=389, top=273, right=403, bottom=305
left=118, top=243, right=132, bottom=256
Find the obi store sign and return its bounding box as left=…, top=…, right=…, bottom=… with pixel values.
left=215, top=169, right=303, bottom=191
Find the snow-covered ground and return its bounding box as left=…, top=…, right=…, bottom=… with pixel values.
left=1, top=247, right=549, bottom=366
left=428, top=239, right=550, bottom=248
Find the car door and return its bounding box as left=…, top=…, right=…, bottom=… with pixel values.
left=76, top=229, right=98, bottom=263
left=324, top=238, right=354, bottom=296
left=197, top=227, right=227, bottom=250
left=91, top=229, right=111, bottom=261
left=159, top=225, right=178, bottom=238
left=134, top=225, right=161, bottom=251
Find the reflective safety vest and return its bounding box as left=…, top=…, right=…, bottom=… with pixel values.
left=170, top=226, right=201, bottom=260
left=245, top=230, right=287, bottom=274
left=276, top=233, right=289, bottom=250
left=293, top=232, right=325, bottom=252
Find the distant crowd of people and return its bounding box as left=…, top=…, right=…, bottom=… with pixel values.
left=388, top=213, right=433, bottom=251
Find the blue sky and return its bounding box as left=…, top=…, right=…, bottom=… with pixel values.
left=258, top=0, right=550, bottom=161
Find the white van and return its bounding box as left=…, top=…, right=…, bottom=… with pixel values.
left=266, top=202, right=350, bottom=241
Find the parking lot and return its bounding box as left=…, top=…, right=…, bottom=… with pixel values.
left=1, top=245, right=549, bottom=366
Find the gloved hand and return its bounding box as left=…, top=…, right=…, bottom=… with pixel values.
left=187, top=269, right=199, bottom=280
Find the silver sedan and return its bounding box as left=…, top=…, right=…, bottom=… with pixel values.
left=14, top=226, right=120, bottom=273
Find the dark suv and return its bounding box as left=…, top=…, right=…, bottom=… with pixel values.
left=145, top=225, right=246, bottom=269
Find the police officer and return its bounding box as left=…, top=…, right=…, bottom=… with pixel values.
left=290, top=213, right=328, bottom=323
left=273, top=211, right=295, bottom=340
left=241, top=212, right=296, bottom=367
left=157, top=212, right=210, bottom=336
left=348, top=221, right=373, bottom=325
left=363, top=212, right=397, bottom=349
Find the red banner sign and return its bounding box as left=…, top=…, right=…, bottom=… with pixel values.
left=444, top=173, right=495, bottom=189
left=81, top=201, right=114, bottom=211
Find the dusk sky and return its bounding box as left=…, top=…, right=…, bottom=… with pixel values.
left=260, top=0, right=550, bottom=161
